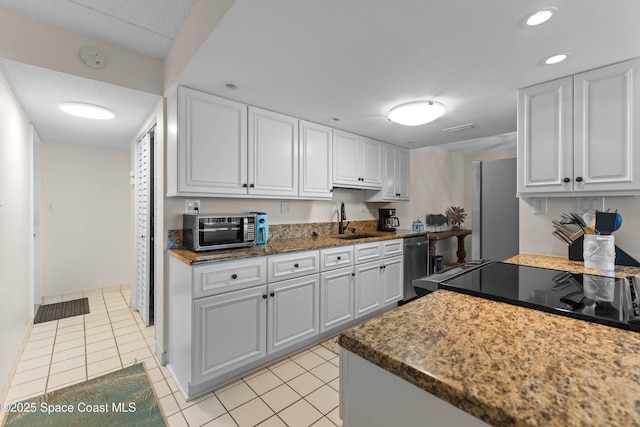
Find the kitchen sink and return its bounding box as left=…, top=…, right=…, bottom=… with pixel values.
left=332, top=233, right=379, bottom=240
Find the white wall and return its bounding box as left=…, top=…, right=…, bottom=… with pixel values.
left=0, top=72, right=34, bottom=401
left=519, top=196, right=640, bottom=260
left=40, top=142, right=132, bottom=298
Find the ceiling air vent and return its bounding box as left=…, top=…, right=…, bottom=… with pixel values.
left=443, top=123, right=476, bottom=132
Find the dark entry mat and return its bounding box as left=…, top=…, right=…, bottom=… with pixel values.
left=34, top=298, right=90, bottom=324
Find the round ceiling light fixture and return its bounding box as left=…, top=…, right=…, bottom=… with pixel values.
left=388, top=100, right=446, bottom=126
left=59, top=102, right=115, bottom=120
left=544, top=53, right=569, bottom=65
left=525, top=7, right=557, bottom=26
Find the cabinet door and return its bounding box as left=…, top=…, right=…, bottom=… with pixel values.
left=193, top=286, right=267, bottom=385
left=396, top=147, right=410, bottom=200
left=299, top=121, right=333, bottom=199
left=333, top=130, right=360, bottom=187
left=360, top=138, right=382, bottom=188
left=320, top=267, right=355, bottom=332
left=381, top=256, right=403, bottom=306
left=248, top=107, right=299, bottom=197
left=380, top=144, right=397, bottom=199
left=574, top=58, right=640, bottom=192
left=354, top=261, right=382, bottom=318
left=517, top=77, right=573, bottom=194
left=267, top=274, right=320, bottom=353
left=177, top=87, right=248, bottom=195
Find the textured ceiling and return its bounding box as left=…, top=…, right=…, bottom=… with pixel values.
left=0, top=0, right=195, bottom=59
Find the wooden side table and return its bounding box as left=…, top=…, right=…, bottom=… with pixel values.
left=428, top=229, right=472, bottom=271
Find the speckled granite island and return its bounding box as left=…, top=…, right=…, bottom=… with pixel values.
left=338, top=259, right=640, bottom=426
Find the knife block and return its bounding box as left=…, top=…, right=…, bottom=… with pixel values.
left=568, top=235, right=584, bottom=261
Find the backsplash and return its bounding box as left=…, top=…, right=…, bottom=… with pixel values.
left=168, top=219, right=379, bottom=249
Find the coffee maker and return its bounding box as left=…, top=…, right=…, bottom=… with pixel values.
left=378, top=208, right=400, bottom=232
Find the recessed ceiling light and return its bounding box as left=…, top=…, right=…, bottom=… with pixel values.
left=525, top=7, right=557, bottom=26
left=330, top=117, right=342, bottom=122
left=388, top=100, right=446, bottom=126
left=59, top=102, right=115, bottom=120
left=544, top=53, right=569, bottom=65
left=224, top=82, right=239, bottom=90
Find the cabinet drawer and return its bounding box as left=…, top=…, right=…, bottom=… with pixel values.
left=381, top=239, right=403, bottom=257
left=354, top=242, right=381, bottom=263
left=193, top=257, right=267, bottom=299
left=320, top=245, right=354, bottom=271
left=268, top=251, right=319, bottom=282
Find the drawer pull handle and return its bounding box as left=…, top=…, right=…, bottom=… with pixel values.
left=231, top=274, right=238, bottom=280
left=294, top=263, right=299, bottom=268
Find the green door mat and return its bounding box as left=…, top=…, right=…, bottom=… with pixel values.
left=2, top=363, right=166, bottom=427
left=34, top=298, right=90, bottom=324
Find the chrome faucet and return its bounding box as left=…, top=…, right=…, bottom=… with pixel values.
left=339, top=202, right=349, bottom=234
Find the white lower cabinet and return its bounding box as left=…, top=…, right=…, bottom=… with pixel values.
left=320, top=267, right=355, bottom=332
left=268, top=274, right=320, bottom=353
left=169, top=241, right=404, bottom=400
left=193, top=286, right=267, bottom=385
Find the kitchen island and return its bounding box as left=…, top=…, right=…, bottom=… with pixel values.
left=338, top=288, right=640, bottom=426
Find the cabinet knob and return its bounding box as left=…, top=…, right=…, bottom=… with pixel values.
left=337, top=256, right=341, bottom=261
left=563, top=178, right=571, bottom=183
left=242, top=183, right=248, bottom=188
left=250, top=183, right=255, bottom=188
left=270, top=292, right=275, bottom=297
left=262, top=294, right=267, bottom=299
left=351, top=273, right=355, bottom=277
left=575, top=177, right=583, bottom=182
left=294, top=263, right=299, bottom=268
left=231, top=274, right=238, bottom=280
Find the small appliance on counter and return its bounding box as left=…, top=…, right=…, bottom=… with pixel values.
left=183, top=213, right=256, bottom=251
left=252, top=212, right=269, bottom=244
left=378, top=208, right=400, bottom=232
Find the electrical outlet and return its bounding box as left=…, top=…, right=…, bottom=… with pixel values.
left=281, top=201, right=291, bottom=214
left=185, top=199, right=200, bottom=214
left=532, top=197, right=547, bottom=214
left=577, top=196, right=604, bottom=214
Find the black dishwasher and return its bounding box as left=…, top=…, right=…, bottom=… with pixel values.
left=401, top=235, right=429, bottom=304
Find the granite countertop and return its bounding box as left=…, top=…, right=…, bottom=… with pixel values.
left=169, top=229, right=428, bottom=265
left=339, top=289, right=640, bottom=427
left=504, top=253, right=640, bottom=278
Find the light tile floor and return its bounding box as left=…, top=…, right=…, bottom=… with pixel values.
left=1, top=288, right=343, bottom=427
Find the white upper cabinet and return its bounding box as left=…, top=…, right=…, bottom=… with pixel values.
left=167, top=86, right=248, bottom=196
left=517, top=77, right=573, bottom=195
left=365, top=144, right=410, bottom=201
left=248, top=107, right=299, bottom=197
left=574, top=58, right=640, bottom=193
left=333, top=130, right=382, bottom=189
left=299, top=121, right=333, bottom=199
left=518, top=58, right=640, bottom=196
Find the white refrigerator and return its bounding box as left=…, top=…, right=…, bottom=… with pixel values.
left=471, top=158, right=519, bottom=261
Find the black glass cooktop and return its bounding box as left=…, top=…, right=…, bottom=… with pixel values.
left=440, top=261, right=640, bottom=332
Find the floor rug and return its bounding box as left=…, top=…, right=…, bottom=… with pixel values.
left=321, top=335, right=340, bottom=355
left=34, top=298, right=89, bottom=324
left=2, top=363, right=166, bottom=427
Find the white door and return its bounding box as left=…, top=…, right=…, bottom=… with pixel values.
left=382, top=256, right=403, bottom=306
left=267, top=274, right=320, bottom=354
left=354, top=261, right=382, bottom=318
left=574, top=58, right=640, bottom=192
left=299, top=120, right=333, bottom=199
left=193, top=286, right=267, bottom=385
left=517, top=76, right=574, bottom=194
left=133, top=130, right=153, bottom=325
left=320, top=267, right=355, bottom=332
left=248, top=107, right=299, bottom=197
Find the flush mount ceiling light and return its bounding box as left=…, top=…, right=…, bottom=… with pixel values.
left=525, top=7, right=557, bottom=26
left=59, top=102, right=115, bottom=120
left=388, top=100, right=446, bottom=126
left=544, top=53, right=569, bottom=65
